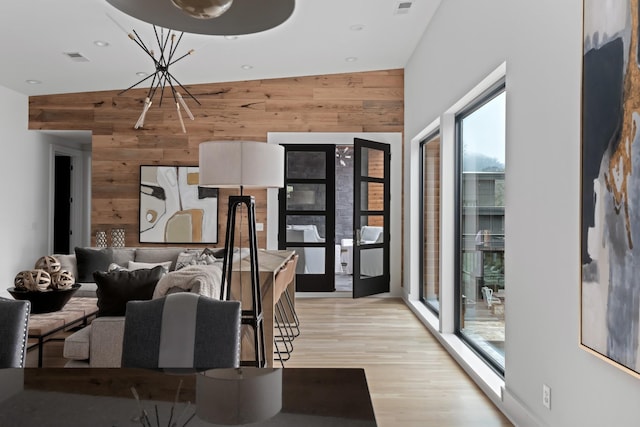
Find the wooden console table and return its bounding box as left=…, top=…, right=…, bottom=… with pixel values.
left=230, top=249, right=296, bottom=367
left=27, top=297, right=98, bottom=367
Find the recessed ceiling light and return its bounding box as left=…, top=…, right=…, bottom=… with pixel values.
left=224, top=35, right=238, bottom=40
left=94, top=40, right=110, bottom=47
left=25, top=79, right=41, bottom=85
left=345, top=57, right=358, bottom=62
left=350, top=24, right=364, bottom=31
left=241, top=64, right=253, bottom=70
left=136, top=71, right=149, bottom=77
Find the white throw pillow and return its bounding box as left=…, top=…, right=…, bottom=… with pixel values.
left=128, top=260, right=172, bottom=273
left=107, top=262, right=128, bottom=272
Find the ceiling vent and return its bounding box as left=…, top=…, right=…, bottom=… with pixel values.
left=394, top=1, right=412, bottom=15
left=64, top=52, right=89, bottom=62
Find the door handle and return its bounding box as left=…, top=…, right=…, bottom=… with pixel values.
left=355, top=229, right=361, bottom=247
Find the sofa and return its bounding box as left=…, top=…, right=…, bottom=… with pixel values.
left=339, top=227, right=384, bottom=277
left=359, top=226, right=384, bottom=277
left=61, top=246, right=247, bottom=367
left=286, top=225, right=325, bottom=274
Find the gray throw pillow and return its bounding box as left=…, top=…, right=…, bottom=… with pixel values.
left=75, top=247, right=113, bottom=282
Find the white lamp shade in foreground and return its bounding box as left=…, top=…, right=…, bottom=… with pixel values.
left=199, top=141, right=284, bottom=188
left=196, top=368, right=282, bottom=425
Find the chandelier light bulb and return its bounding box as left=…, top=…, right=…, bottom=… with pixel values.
left=170, top=0, right=234, bottom=19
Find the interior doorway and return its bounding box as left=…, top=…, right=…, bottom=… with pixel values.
left=49, top=144, right=89, bottom=254
left=276, top=144, right=356, bottom=293
left=278, top=140, right=391, bottom=297
left=53, top=155, right=72, bottom=254
left=267, top=132, right=403, bottom=298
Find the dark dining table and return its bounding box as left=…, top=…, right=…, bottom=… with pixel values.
left=0, top=367, right=376, bottom=426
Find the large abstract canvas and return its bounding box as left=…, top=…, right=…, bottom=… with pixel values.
left=582, top=0, right=640, bottom=376
left=139, top=166, right=218, bottom=244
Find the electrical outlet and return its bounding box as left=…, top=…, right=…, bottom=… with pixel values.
left=542, top=384, right=551, bottom=410
left=256, top=222, right=264, bottom=232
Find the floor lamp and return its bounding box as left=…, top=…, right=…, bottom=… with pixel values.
left=199, top=141, right=284, bottom=367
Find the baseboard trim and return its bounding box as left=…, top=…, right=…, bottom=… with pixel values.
left=503, top=387, right=546, bottom=427
left=404, top=297, right=526, bottom=425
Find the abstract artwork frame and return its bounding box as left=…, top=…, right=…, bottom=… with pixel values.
left=581, top=0, right=640, bottom=377
left=139, top=165, right=218, bottom=244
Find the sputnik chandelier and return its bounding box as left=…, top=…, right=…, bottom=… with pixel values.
left=107, top=0, right=295, bottom=132
left=120, top=25, right=200, bottom=133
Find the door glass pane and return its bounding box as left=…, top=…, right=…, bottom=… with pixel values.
left=360, top=147, right=384, bottom=179
left=422, top=133, right=441, bottom=313
left=458, top=90, right=506, bottom=370
left=286, top=183, right=326, bottom=211
left=286, top=246, right=325, bottom=274
left=359, top=247, right=383, bottom=278
left=286, top=216, right=326, bottom=241
left=360, top=182, right=384, bottom=211
left=287, top=151, right=326, bottom=179
left=359, top=215, right=384, bottom=244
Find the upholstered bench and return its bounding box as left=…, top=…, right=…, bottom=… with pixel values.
left=63, top=316, right=125, bottom=367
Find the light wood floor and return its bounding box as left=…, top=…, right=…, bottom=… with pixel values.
left=27, top=297, right=512, bottom=426
left=285, top=297, right=512, bottom=427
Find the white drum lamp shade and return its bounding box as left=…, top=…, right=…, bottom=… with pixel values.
left=199, top=141, right=284, bottom=189
left=196, top=368, right=282, bottom=424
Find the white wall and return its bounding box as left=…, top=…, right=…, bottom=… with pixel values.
left=405, top=1, right=640, bottom=425
left=0, top=85, right=61, bottom=298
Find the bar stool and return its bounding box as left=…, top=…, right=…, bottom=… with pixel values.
left=273, top=255, right=299, bottom=367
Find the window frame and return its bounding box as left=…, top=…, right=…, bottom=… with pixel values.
left=454, top=79, right=506, bottom=376
left=419, top=129, right=441, bottom=315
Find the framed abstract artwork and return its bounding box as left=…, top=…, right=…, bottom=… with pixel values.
left=139, top=166, right=218, bottom=244
left=581, top=0, right=640, bottom=376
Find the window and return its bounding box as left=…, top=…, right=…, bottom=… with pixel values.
left=455, top=83, right=506, bottom=373
left=420, top=131, right=441, bottom=313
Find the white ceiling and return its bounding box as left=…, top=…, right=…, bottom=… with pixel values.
left=0, top=0, right=441, bottom=97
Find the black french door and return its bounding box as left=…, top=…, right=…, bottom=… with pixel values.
left=278, top=145, right=336, bottom=292
left=353, top=138, right=391, bottom=298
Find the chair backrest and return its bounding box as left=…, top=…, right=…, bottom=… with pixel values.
left=360, top=226, right=383, bottom=243
left=286, top=230, right=306, bottom=274
left=274, top=254, right=299, bottom=296
left=121, top=293, right=241, bottom=370
left=0, top=298, right=31, bottom=368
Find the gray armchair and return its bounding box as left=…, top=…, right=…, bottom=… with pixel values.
left=0, top=298, right=30, bottom=368
left=286, top=225, right=325, bottom=274
left=121, top=293, right=241, bottom=370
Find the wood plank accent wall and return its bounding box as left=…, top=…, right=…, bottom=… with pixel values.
left=28, top=69, right=404, bottom=250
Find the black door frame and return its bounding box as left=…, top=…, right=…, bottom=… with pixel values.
left=278, top=144, right=336, bottom=292
left=352, top=138, right=391, bottom=298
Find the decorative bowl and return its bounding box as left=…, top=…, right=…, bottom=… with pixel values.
left=8, top=284, right=81, bottom=313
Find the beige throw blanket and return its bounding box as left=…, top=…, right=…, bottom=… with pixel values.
left=153, top=264, right=222, bottom=299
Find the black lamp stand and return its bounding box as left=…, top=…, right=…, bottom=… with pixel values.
left=220, top=194, right=265, bottom=368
